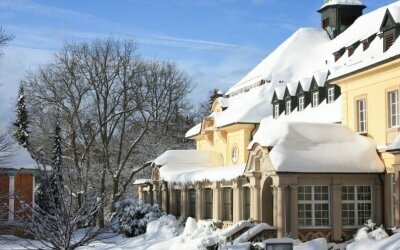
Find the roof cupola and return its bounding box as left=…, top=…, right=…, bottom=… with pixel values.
left=318, top=0, right=366, bottom=39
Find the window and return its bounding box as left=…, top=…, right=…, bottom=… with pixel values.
left=327, top=87, right=335, bottom=103
left=286, top=100, right=292, bottom=115
left=356, top=99, right=367, bottom=133
left=323, top=18, right=330, bottom=29
left=342, top=186, right=372, bottom=227
left=274, top=104, right=280, bottom=119
left=298, top=186, right=330, bottom=227
left=385, top=31, right=395, bottom=52
left=389, top=90, right=399, bottom=128
left=242, top=187, right=251, bottom=220
left=222, top=188, right=233, bottom=221
left=204, top=189, right=213, bottom=219
left=176, top=190, right=181, bottom=217
left=312, top=92, right=319, bottom=108
left=298, top=96, right=305, bottom=111
left=189, top=189, right=196, bottom=218
left=231, top=146, right=239, bottom=165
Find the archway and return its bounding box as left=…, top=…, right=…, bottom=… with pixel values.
left=261, top=176, right=273, bottom=226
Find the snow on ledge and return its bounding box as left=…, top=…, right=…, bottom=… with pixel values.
left=250, top=121, right=384, bottom=173
left=319, top=0, right=364, bottom=11
left=133, top=179, right=150, bottom=185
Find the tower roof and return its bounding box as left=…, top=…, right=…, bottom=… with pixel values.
left=318, top=0, right=366, bottom=13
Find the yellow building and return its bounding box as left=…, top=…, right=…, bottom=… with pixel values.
left=137, top=0, right=400, bottom=243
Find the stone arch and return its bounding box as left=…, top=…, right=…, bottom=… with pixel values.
left=261, top=176, right=274, bottom=226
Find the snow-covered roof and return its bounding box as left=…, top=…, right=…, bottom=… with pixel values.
left=250, top=121, right=384, bottom=173
left=286, top=81, right=298, bottom=96
left=185, top=123, right=202, bottom=138
left=226, top=28, right=331, bottom=95
left=0, top=131, right=37, bottom=171
left=213, top=84, right=273, bottom=128
left=264, top=96, right=342, bottom=126
left=319, top=0, right=364, bottom=11
left=153, top=150, right=245, bottom=184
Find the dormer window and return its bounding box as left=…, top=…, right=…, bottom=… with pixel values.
left=333, top=48, right=346, bottom=62
left=312, top=92, right=319, bottom=108
left=274, top=104, right=280, bottom=119
left=298, top=96, right=305, bottom=111
left=323, top=18, right=330, bottom=29
left=327, top=87, right=335, bottom=104
left=348, top=47, right=355, bottom=57
left=286, top=100, right=292, bottom=115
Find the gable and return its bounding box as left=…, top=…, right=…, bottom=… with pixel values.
left=310, top=77, right=320, bottom=92
left=283, top=88, right=291, bottom=100
left=271, top=92, right=279, bottom=104
left=296, top=82, right=304, bottom=96
left=381, top=9, right=397, bottom=31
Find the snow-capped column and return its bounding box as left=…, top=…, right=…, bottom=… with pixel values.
left=332, top=184, right=342, bottom=242
left=276, top=185, right=287, bottom=238
left=289, top=185, right=298, bottom=239
left=252, top=186, right=261, bottom=222
left=8, top=174, right=16, bottom=222
left=212, top=183, right=221, bottom=220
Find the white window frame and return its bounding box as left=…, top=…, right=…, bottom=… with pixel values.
left=299, top=96, right=305, bottom=111
left=274, top=104, right=280, bottom=119
left=342, top=186, right=372, bottom=228
left=389, top=90, right=399, bottom=128
left=312, top=92, right=319, bottom=108
left=356, top=99, right=367, bottom=133
left=298, top=186, right=330, bottom=228
left=327, top=87, right=335, bottom=103
left=286, top=100, right=292, bottom=115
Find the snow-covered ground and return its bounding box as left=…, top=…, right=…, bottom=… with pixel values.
left=1, top=217, right=400, bottom=250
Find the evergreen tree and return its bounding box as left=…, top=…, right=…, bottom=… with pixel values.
left=13, top=84, right=29, bottom=148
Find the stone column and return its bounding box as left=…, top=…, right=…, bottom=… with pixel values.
left=161, top=182, right=169, bottom=213
left=332, top=184, right=342, bottom=242
left=289, top=185, right=298, bottom=239
left=152, top=182, right=161, bottom=206
left=181, top=186, right=188, bottom=219
left=138, top=186, right=144, bottom=201
left=212, top=183, right=221, bottom=220
left=169, top=187, right=176, bottom=215
left=196, top=184, right=203, bottom=220
left=375, top=182, right=383, bottom=226
left=32, top=175, right=36, bottom=207
left=8, top=174, right=15, bottom=222
left=247, top=173, right=261, bottom=222
left=232, top=182, right=241, bottom=223
left=273, top=186, right=278, bottom=228
left=276, top=185, right=287, bottom=237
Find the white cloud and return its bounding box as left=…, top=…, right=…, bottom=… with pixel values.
left=0, top=0, right=93, bottom=20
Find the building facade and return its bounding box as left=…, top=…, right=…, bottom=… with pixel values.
left=137, top=0, right=400, bottom=243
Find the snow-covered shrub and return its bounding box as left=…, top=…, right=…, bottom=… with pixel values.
left=146, top=214, right=183, bottom=239
left=354, top=219, right=389, bottom=241
left=116, top=198, right=166, bottom=237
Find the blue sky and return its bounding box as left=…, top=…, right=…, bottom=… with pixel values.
left=0, top=0, right=394, bottom=125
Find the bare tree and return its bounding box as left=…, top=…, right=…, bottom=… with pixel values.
left=23, top=37, right=194, bottom=226
left=0, top=133, right=16, bottom=166
left=0, top=26, right=13, bottom=57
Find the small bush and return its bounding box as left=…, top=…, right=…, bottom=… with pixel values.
left=115, top=198, right=165, bottom=237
